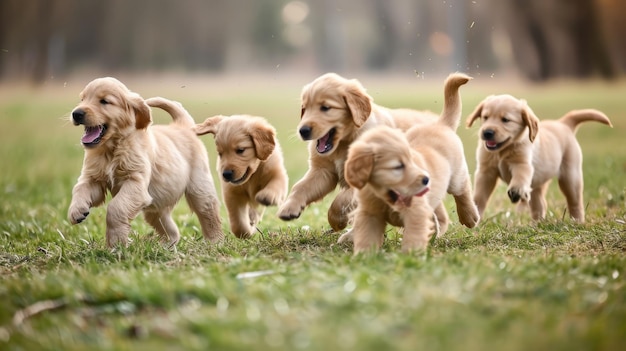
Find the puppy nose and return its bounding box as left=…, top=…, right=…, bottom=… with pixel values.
left=422, top=176, right=429, bottom=186
left=72, top=109, right=86, bottom=125
left=222, top=170, right=234, bottom=181
left=482, top=129, right=495, bottom=140
left=299, top=125, right=312, bottom=140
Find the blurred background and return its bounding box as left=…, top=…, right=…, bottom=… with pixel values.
left=1, top=0, right=625, bottom=84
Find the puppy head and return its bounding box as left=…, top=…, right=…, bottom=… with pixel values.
left=345, top=126, right=430, bottom=209
left=297, top=73, right=373, bottom=156
left=196, top=115, right=276, bottom=185
left=466, top=94, right=539, bottom=152
left=71, top=77, right=151, bottom=149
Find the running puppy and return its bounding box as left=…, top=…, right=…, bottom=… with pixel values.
left=340, top=73, right=479, bottom=253
left=466, top=94, right=612, bottom=222
left=278, top=72, right=438, bottom=231
left=195, top=115, right=288, bottom=238
left=68, top=77, right=223, bottom=247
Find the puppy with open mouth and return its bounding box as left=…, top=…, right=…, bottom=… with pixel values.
left=277, top=72, right=439, bottom=232
left=195, top=115, right=288, bottom=238
left=466, top=94, right=612, bottom=222
left=67, top=77, right=223, bottom=247
left=340, top=73, right=479, bottom=253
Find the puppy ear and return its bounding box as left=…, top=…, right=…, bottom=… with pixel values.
left=344, top=80, right=372, bottom=127
left=520, top=100, right=540, bottom=142
left=195, top=115, right=225, bottom=135
left=130, top=93, right=152, bottom=129
left=250, top=122, right=276, bottom=161
left=345, top=143, right=374, bottom=189
left=466, top=101, right=484, bottom=128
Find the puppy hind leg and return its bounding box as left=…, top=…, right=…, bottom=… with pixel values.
left=453, top=186, right=480, bottom=228
left=185, top=189, right=224, bottom=243
left=144, top=209, right=180, bottom=246
left=558, top=173, right=585, bottom=222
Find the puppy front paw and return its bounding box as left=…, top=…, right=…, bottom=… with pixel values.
left=255, top=189, right=283, bottom=207
left=68, top=204, right=90, bottom=224
left=278, top=199, right=304, bottom=221
left=507, top=186, right=531, bottom=203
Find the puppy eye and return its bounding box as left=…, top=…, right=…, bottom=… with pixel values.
left=236, top=148, right=245, bottom=155
left=501, top=117, right=510, bottom=123
left=394, top=163, right=405, bottom=170
left=100, top=99, right=109, bottom=105
left=320, top=105, right=331, bottom=112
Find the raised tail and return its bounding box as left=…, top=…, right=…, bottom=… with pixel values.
left=558, top=109, right=612, bottom=133
left=439, top=72, right=472, bottom=130
left=145, top=97, right=195, bottom=127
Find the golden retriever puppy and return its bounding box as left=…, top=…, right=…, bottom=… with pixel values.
left=340, top=73, right=479, bottom=253
left=278, top=72, right=438, bottom=231
left=466, top=94, right=612, bottom=222
left=67, top=77, right=223, bottom=247
left=195, top=115, right=288, bottom=238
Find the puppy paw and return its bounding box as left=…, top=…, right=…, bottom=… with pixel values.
left=256, top=189, right=282, bottom=207
left=337, top=229, right=354, bottom=243
left=68, top=204, right=90, bottom=224
left=507, top=186, right=531, bottom=203
left=458, top=205, right=480, bottom=228
left=277, top=199, right=304, bottom=221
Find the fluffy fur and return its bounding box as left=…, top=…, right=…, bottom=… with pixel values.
left=466, top=94, right=612, bottom=222
left=67, top=77, right=223, bottom=247
left=195, top=115, right=288, bottom=238
left=339, top=73, right=479, bottom=253
left=278, top=72, right=438, bottom=231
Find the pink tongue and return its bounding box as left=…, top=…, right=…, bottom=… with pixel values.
left=415, top=187, right=429, bottom=197
left=82, top=126, right=102, bottom=143
left=317, top=132, right=330, bottom=153
left=486, top=140, right=498, bottom=148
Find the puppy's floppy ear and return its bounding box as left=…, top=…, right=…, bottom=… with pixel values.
left=249, top=122, right=276, bottom=161
left=466, top=100, right=484, bottom=128
left=345, top=142, right=374, bottom=189
left=344, top=80, right=372, bottom=127
left=130, top=93, right=152, bottom=129
left=195, top=115, right=225, bottom=135
left=520, top=100, right=540, bottom=142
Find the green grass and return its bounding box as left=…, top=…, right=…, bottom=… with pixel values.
left=0, top=74, right=625, bottom=351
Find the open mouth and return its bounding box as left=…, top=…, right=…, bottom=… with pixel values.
left=229, top=168, right=251, bottom=185
left=387, top=187, right=429, bottom=207
left=316, top=128, right=336, bottom=154
left=484, top=137, right=509, bottom=151
left=81, top=125, right=107, bottom=147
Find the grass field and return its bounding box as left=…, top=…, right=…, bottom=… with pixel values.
left=0, top=73, right=625, bottom=350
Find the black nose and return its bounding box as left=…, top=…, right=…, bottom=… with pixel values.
left=422, top=176, right=429, bottom=186
left=299, top=125, right=312, bottom=140
left=482, top=129, right=495, bottom=140
left=222, top=170, right=234, bottom=181
left=72, top=109, right=86, bottom=125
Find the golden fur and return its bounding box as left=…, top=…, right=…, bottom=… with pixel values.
left=466, top=94, right=612, bottom=222
left=67, top=77, right=223, bottom=247
left=278, top=72, right=438, bottom=231
left=195, top=115, right=288, bottom=238
left=339, top=73, right=479, bottom=253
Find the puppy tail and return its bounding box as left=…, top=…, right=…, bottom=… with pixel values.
left=439, top=72, right=472, bottom=131
left=145, top=97, right=195, bottom=127
left=559, top=109, right=612, bottom=133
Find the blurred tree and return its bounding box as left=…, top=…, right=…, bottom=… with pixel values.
left=502, top=0, right=616, bottom=81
